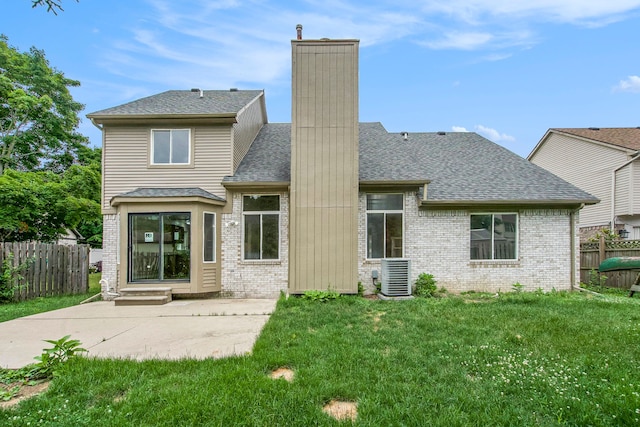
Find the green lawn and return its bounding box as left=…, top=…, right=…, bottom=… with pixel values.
left=2, top=291, right=640, bottom=426
left=0, top=273, right=101, bottom=323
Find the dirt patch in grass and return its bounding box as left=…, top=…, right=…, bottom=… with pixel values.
left=270, top=367, right=294, bottom=382
left=323, top=400, right=357, bottom=422
left=0, top=381, right=50, bottom=409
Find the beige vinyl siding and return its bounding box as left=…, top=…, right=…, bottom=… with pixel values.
left=232, top=94, right=266, bottom=172
left=530, top=133, right=628, bottom=226
left=102, top=125, right=232, bottom=213
left=289, top=40, right=359, bottom=294
left=615, top=163, right=632, bottom=215
left=634, top=161, right=640, bottom=214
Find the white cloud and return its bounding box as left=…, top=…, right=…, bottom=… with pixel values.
left=423, top=32, right=494, bottom=50
left=614, top=75, right=640, bottom=93
left=475, top=125, right=516, bottom=142
left=452, top=126, right=469, bottom=132
left=420, top=0, right=640, bottom=26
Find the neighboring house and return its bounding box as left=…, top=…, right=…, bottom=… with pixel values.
left=528, top=128, right=640, bottom=241
left=87, top=35, right=597, bottom=299
left=57, top=228, right=84, bottom=246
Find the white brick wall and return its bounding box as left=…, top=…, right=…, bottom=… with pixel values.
left=358, top=192, right=578, bottom=294
left=220, top=192, right=289, bottom=298
left=101, top=214, right=119, bottom=299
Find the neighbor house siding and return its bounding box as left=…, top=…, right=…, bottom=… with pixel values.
left=358, top=192, right=577, bottom=294
left=220, top=192, right=289, bottom=298
left=101, top=125, right=233, bottom=214
left=232, top=94, right=266, bottom=172
left=634, top=161, right=640, bottom=214
left=530, top=133, right=627, bottom=227
left=615, top=163, right=632, bottom=216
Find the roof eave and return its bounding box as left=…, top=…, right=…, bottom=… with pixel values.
left=420, top=199, right=599, bottom=209
left=222, top=181, right=290, bottom=191
left=86, top=113, right=238, bottom=125
left=111, top=195, right=226, bottom=207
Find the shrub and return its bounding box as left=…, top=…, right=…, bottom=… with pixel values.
left=414, top=273, right=437, bottom=298
left=0, top=253, right=33, bottom=303
left=301, top=289, right=341, bottom=302
left=32, top=335, right=87, bottom=379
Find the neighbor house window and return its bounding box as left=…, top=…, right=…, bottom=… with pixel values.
left=243, top=195, right=279, bottom=260
left=470, top=214, right=517, bottom=260
left=203, top=212, right=216, bottom=263
left=151, top=129, right=190, bottom=164
left=366, top=194, right=403, bottom=258
left=129, top=213, right=191, bottom=282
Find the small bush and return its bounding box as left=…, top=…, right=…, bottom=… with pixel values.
left=32, top=335, right=87, bottom=379
left=0, top=253, right=34, bottom=303
left=301, top=289, right=341, bottom=302
left=414, top=273, right=437, bottom=298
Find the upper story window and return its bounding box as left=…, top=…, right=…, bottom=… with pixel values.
left=366, top=194, right=403, bottom=259
left=470, top=213, right=518, bottom=260
left=243, top=195, right=280, bottom=260
left=151, top=129, right=190, bottom=165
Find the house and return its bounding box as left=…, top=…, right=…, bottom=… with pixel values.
left=528, top=128, right=640, bottom=241
left=87, top=32, right=597, bottom=299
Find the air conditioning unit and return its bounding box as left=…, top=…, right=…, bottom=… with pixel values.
left=381, top=259, right=411, bottom=297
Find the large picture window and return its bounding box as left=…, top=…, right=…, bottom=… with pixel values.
left=366, top=194, right=403, bottom=259
left=243, top=195, right=279, bottom=260
left=129, top=213, right=191, bottom=281
left=470, top=214, right=517, bottom=260
left=151, top=129, right=190, bottom=165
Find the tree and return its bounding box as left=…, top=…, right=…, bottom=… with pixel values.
left=0, top=162, right=102, bottom=244
left=31, top=0, right=78, bottom=15
left=0, top=35, right=87, bottom=174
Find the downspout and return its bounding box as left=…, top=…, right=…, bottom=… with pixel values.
left=611, top=151, right=640, bottom=230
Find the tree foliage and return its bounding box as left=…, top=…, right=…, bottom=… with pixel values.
left=0, top=147, right=102, bottom=245
left=0, top=34, right=87, bottom=174
left=31, top=0, right=78, bottom=15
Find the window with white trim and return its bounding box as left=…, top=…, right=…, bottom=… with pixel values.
left=203, top=212, right=216, bottom=262
left=366, top=194, right=403, bottom=258
left=470, top=213, right=517, bottom=260
left=151, top=129, right=190, bottom=165
left=243, top=195, right=280, bottom=260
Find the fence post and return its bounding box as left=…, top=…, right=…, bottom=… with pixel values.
left=599, top=235, right=606, bottom=265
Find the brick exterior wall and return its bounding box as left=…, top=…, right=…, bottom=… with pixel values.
left=220, top=192, right=289, bottom=298
left=101, top=214, right=119, bottom=299
left=358, top=192, right=579, bottom=294
left=104, top=190, right=579, bottom=298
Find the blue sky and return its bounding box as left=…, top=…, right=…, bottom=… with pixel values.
left=3, top=0, right=640, bottom=157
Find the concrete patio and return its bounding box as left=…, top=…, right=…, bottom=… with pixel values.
left=0, top=299, right=277, bottom=369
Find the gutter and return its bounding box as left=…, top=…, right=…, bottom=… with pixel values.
left=570, top=204, right=584, bottom=290
left=610, top=151, right=640, bottom=230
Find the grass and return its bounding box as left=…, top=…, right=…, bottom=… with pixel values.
left=2, top=290, right=640, bottom=425
left=0, top=273, right=101, bottom=323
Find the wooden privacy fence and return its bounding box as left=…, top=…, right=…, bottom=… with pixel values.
left=0, top=242, right=89, bottom=301
left=580, top=237, right=640, bottom=289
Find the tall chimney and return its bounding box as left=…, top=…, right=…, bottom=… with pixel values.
left=289, top=34, right=360, bottom=294
left=296, top=24, right=303, bottom=40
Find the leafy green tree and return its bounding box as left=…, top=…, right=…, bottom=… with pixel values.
left=0, top=34, right=87, bottom=174
left=0, top=170, right=67, bottom=241
left=0, top=157, right=102, bottom=245
left=31, top=0, right=78, bottom=15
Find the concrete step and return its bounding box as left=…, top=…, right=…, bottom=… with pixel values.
left=114, top=295, right=170, bottom=306
left=114, top=287, right=172, bottom=306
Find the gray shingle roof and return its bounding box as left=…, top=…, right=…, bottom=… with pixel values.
left=115, top=187, right=226, bottom=202
left=87, top=90, right=263, bottom=117
left=224, top=122, right=598, bottom=204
